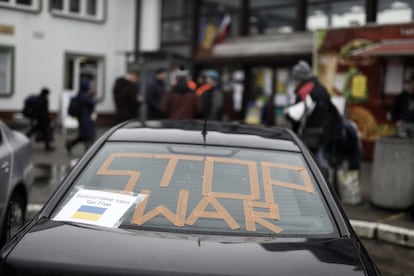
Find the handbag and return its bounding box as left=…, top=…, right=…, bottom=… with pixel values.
left=298, top=96, right=324, bottom=150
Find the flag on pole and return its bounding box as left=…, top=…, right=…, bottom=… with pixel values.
left=215, top=14, right=231, bottom=44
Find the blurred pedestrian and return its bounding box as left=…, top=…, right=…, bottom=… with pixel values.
left=391, top=75, right=414, bottom=137
left=161, top=68, right=201, bottom=120
left=286, top=60, right=343, bottom=169
left=196, top=72, right=206, bottom=89
left=26, top=88, right=55, bottom=151
left=113, top=69, right=142, bottom=124
left=66, top=78, right=96, bottom=154
left=199, top=70, right=223, bottom=120
left=196, top=72, right=211, bottom=97
left=146, top=68, right=168, bottom=120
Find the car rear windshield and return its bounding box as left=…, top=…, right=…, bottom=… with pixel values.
left=53, top=142, right=335, bottom=236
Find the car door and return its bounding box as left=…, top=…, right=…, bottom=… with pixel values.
left=0, top=126, right=12, bottom=219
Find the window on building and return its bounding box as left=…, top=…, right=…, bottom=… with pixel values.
left=249, top=1, right=296, bottom=35
left=161, top=0, right=194, bottom=44
left=163, top=0, right=193, bottom=18
left=307, top=0, right=366, bottom=31
left=0, top=46, right=14, bottom=97
left=86, top=0, right=97, bottom=16
left=50, top=0, right=105, bottom=22
left=64, top=53, right=105, bottom=100
left=0, top=0, right=40, bottom=11
left=251, top=6, right=296, bottom=34
left=16, top=0, right=32, bottom=5
left=162, top=19, right=193, bottom=43
left=161, top=0, right=194, bottom=58
left=69, top=0, right=80, bottom=13
left=51, top=0, right=63, bottom=10
left=377, top=0, right=414, bottom=24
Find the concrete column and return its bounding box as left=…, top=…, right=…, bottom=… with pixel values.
left=139, top=0, right=161, bottom=52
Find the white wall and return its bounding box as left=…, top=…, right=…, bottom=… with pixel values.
left=0, top=0, right=136, bottom=113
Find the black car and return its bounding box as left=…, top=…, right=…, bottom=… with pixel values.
left=0, top=121, right=379, bottom=275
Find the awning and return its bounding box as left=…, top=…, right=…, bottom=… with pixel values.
left=352, top=39, right=414, bottom=56
left=196, top=32, right=313, bottom=62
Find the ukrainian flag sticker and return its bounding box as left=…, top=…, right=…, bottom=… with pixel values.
left=72, top=205, right=107, bottom=221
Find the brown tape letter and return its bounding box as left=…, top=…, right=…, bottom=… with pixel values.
left=202, top=157, right=260, bottom=200
left=131, top=189, right=190, bottom=227
left=261, top=161, right=314, bottom=203
left=154, top=154, right=204, bottom=188
left=243, top=200, right=282, bottom=234
left=97, top=153, right=154, bottom=192
left=186, top=196, right=240, bottom=230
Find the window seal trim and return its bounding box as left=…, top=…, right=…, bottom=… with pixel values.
left=0, top=45, right=15, bottom=98
left=0, top=0, right=42, bottom=14
left=63, top=51, right=106, bottom=102
left=49, top=0, right=107, bottom=24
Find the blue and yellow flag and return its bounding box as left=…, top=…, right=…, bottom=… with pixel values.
left=72, top=205, right=107, bottom=221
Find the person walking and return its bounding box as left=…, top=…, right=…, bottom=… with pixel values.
left=66, top=78, right=96, bottom=154
left=112, top=69, right=142, bottom=124
left=145, top=68, right=168, bottom=120
left=26, top=88, right=55, bottom=151
left=161, top=69, right=201, bottom=120
left=198, top=70, right=223, bottom=120
left=287, top=60, right=343, bottom=169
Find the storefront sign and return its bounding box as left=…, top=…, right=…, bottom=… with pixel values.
left=0, top=25, right=14, bottom=35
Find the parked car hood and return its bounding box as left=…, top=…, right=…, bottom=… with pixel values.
left=1, top=220, right=366, bottom=276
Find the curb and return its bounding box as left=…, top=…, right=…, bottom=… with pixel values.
left=350, top=219, right=414, bottom=248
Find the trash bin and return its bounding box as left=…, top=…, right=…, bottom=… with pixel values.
left=371, top=137, right=414, bottom=209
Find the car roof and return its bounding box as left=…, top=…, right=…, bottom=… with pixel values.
left=108, top=120, right=301, bottom=152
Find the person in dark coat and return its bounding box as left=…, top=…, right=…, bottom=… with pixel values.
left=113, top=69, right=142, bottom=124
left=391, top=76, right=414, bottom=137
left=145, top=68, right=168, bottom=120
left=26, top=88, right=55, bottom=151
left=199, top=70, right=223, bottom=120
left=65, top=78, right=96, bottom=154
left=161, top=69, right=201, bottom=120
left=289, top=60, right=343, bottom=168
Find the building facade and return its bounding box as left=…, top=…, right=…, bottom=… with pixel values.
left=1, top=0, right=414, bottom=126
left=0, top=0, right=138, bottom=124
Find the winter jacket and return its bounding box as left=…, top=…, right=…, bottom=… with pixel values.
left=113, top=77, right=140, bottom=123
left=161, top=88, right=201, bottom=120
left=200, top=86, right=223, bottom=120
left=294, top=77, right=343, bottom=152
left=145, top=77, right=165, bottom=120
left=76, top=91, right=96, bottom=140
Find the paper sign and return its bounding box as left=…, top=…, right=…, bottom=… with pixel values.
left=351, top=74, right=367, bottom=98
left=53, top=189, right=145, bottom=228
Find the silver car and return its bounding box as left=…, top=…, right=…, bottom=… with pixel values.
left=0, top=120, right=33, bottom=246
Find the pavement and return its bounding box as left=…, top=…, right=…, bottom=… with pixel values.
left=26, top=125, right=414, bottom=248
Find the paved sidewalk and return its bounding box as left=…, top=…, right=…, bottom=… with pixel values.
left=28, top=126, right=414, bottom=247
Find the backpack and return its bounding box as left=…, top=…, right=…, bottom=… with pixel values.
left=22, top=95, right=39, bottom=119
left=68, top=96, right=81, bottom=117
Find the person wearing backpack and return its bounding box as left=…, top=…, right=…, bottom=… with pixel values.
left=25, top=88, right=55, bottom=151
left=65, top=78, right=96, bottom=154
left=287, top=60, right=344, bottom=170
